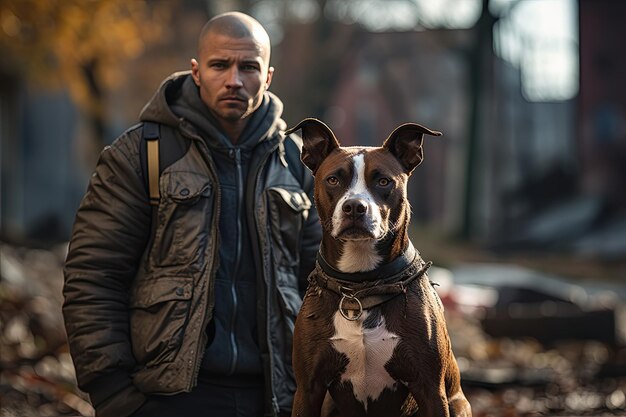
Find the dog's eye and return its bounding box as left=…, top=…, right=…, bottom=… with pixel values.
left=378, top=178, right=391, bottom=187
left=326, top=176, right=339, bottom=186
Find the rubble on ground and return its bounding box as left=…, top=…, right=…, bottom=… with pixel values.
left=1, top=243, right=94, bottom=417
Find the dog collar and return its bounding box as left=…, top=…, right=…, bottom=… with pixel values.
left=311, top=244, right=433, bottom=320
left=316, top=243, right=418, bottom=283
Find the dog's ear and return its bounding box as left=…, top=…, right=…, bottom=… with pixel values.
left=383, top=123, right=442, bottom=174
left=285, top=118, right=340, bottom=175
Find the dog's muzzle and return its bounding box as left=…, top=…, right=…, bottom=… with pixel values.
left=333, top=197, right=383, bottom=239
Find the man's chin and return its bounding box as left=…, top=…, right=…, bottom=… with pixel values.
left=217, top=106, right=257, bottom=122
left=218, top=109, right=246, bottom=120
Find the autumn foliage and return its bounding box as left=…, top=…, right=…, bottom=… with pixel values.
left=0, top=0, right=172, bottom=138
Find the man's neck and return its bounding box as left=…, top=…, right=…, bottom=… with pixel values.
left=221, top=122, right=245, bottom=144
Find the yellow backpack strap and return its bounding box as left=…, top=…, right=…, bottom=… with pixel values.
left=143, top=122, right=160, bottom=206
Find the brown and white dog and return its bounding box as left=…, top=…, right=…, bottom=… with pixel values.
left=285, top=119, right=471, bottom=417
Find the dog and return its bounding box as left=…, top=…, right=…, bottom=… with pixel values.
left=285, top=118, right=472, bottom=417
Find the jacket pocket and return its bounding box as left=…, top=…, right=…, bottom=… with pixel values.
left=266, top=187, right=311, bottom=268
left=151, top=171, right=213, bottom=268
left=129, top=276, right=193, bottom=366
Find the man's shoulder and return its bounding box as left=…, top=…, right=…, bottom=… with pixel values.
left=102, top=123, right=150, bottom=170
left=281, top=131, right=314, bottom=190
left=109, top=123, right=143, bottom=148
left=283, top=132, right=303, bottom=151
left=110, top=121, right=173, bottom=151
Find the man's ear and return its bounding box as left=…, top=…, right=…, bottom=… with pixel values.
left=382, top=123, right=442, bottom=174
left=190, top=58, right=200, bottom=86
left=285, top=118, right=340, bottom=175
left=265, top=66, right=274, bottom=90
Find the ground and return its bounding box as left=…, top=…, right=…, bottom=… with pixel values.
left=1, top=240, right=625, bottom=416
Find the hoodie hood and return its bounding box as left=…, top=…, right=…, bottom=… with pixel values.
left=139, top=71, right=286, bottom=149
left=139, top=71, right=188, bottom=127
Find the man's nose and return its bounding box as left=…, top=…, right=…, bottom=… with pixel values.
left=225, top=67, right=243, bottom=88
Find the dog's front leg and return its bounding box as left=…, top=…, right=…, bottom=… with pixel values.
left=447, top=390, right=472, bottom=417
left=292, top=382, right=327, bottom=417
left=409, top=382, right=450, bottom=417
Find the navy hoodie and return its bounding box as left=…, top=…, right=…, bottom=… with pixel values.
left=170, top=76, right=277, bottom=384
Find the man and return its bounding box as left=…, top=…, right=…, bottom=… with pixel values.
left=63, top=12, right=321, bottom=417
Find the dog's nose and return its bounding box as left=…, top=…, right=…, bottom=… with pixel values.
left=342, top=198, right=368, bottom=218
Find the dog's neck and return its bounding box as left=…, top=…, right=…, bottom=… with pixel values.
left=321, top=230, right=410, bottom=273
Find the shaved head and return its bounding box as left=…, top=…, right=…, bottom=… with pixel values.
left=191, top=11, right=275, bottom=142
left=198, top=12, right=271, bottom=65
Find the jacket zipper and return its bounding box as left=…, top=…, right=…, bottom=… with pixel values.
left=184, top=127, right=281, bottom=408
left=227, top=147, right=243, bottom=375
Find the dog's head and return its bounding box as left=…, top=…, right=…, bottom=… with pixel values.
left=286, top=118, right=441, bottom=271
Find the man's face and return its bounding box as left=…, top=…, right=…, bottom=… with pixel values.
left=191, top=31, right=273, bottom=126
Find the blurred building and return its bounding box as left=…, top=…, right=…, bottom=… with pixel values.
left=578, top=0, right=626, bottom=215
left=276, top=24, right=576, bottom=245
left=0, top=74, right=85, bottom=243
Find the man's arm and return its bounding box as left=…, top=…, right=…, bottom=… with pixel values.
left=63, top=131, right=151, bottom=415
left=297, top=157, right=322, bottom=295
left=283, top=133, right=322, bottom=294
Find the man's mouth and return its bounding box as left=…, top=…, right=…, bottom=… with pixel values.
left=220, top=96, right=246, bottom=102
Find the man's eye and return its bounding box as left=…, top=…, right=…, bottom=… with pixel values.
left=242, top=64, right=259, bottom=71
left=378, top=178, right=391, bottom=187
left=211, top=62, right=227, bottom=69
left=327, top=176, right=339, bottom=186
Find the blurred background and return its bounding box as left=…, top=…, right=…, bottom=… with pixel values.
left=1, top=0, right=625, bottom=416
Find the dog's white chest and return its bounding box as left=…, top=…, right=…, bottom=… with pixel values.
left=330, top=310, right=400, bottom=409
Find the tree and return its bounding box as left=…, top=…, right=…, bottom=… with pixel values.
left=0, top=0, right=172, bottom=149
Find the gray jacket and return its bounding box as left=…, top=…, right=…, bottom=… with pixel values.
left=63, top=72, right=321, bottom=417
